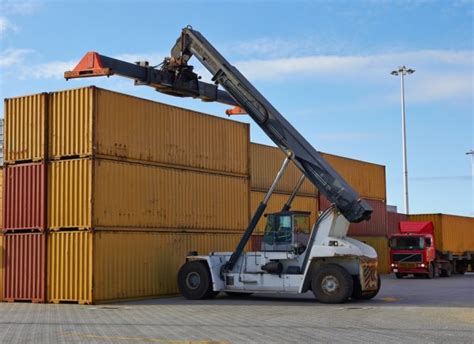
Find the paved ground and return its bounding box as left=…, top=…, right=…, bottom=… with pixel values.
left=0, top=274, right=473, bottom=343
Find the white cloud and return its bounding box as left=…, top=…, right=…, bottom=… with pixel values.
left=0, top=16, right=18, bottom=36
left=0, top=48, right=33, bottom=67
left=21, top=60, right=77, bottom=79
left=0, top=1, right=40, bottom=15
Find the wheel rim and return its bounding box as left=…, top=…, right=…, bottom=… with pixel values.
left=185, top=272, right=201, bottom=290
left=321, top=275, right=340, bottom=294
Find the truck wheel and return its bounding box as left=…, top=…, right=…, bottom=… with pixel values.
left=312, top=264, right=353, bottom=304
left=225, top=292, right=253, bottom=298
left=440, top=264, right=452, bottom=278
left=456, top=265, right=467, bottom=275
left=395, top=273, right=406, bottom=279
left=352, top=274, right=381, bottom=300
left=426, top=263, right=435, bottom=279
left=178, top=261, right=217, bottom=300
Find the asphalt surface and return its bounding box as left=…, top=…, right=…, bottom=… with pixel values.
left=0, top=274, right=473, bottom=344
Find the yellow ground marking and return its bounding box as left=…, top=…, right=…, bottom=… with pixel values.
left=60, top=332, right=230, bottom=344
left=381, top=297, right=400, bottom=302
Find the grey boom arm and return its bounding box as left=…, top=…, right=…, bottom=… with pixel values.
left=165, top=27, right=372, bottom=223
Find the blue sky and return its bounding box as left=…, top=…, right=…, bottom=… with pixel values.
left=1, top=0, right=473, bottom=216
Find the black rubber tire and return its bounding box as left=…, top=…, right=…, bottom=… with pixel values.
left=225, top=292, right=253, bottom=298
left=352, top=274, right=381, bottom=300
left=440, top=264, right=452, bottom=278
left=177, top=261, right=216, bottom=300
left=425, top=263, right=435, bottom=279
left=395, top=273, right=406, bottom=279
left=312, top=264, right=353, bottom=304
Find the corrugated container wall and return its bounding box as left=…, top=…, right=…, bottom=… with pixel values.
left=350, top=236, right=390, bottom=274
left=49, top=87, right=249, bottom=175
left=0, top=168, right=3, bottom=229
left=320, top=153, right=386, bottom=200
left=250, top=144, right=386, bottom=201
left=4, top=94, right=47, bottom=164
left=48, top=158, right=249, bottom=231
left=3, top=163, right=46, bottom=232
left=387, top=211, right=408, bottom=236
left=250, top=191, right=318, bottom=233
left=250, top=143, right=316, bottom=195
left=48, top=230, right=247, bottom=304
left=320, top=196, right=387, bottom=236
left=408, top=214, right=474, bottom=254
left=3, top=233, right=46, bottom=302
left=0, top=234, right=3, bottom=301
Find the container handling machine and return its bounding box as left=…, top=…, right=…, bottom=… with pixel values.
left=65, top=26, right=380, bottom=303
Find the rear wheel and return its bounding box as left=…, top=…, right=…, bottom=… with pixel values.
left=440, top=264, right=453, bottom=277
left=178, top=261, right=217, bottom=300
left=312, top=264, right=353, bottom=304
left=352, top=274, right=381, bottom=300
left=395, top=273, right=406, bottom=279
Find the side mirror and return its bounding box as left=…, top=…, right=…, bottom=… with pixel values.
left=425, top=238, right=432, bottom=247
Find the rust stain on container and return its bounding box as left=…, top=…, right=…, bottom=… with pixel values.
left=408, top=214, right=474, bottom=254
left=4, top=93, right=47, bottom=164
left=48, top=230, right=245, bottom=304
left=350, top=236, right=390, bottom=274
left=48, top=158, right=249, bottom=231
left=387, top=211, right=408, bottom=236
left=3, top=233, right=46, bottom=302
left=3, top=163, right=46, bottom=232
left=250, top=143, right=316, bottom=195
left=49, top=87, right=249, bottom=175
left=250, top=191, right=318, bottom=233
left=320, top=196, right=387, bottom=237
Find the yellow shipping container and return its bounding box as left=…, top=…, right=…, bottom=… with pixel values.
left=0, top=234, right=3, bottom=301
left=47, top=230, right=245, bottom=304
left=250, top=191, right=318, bottom=234
left=4, top=93, right=47, bottom=163
left=49, top=87, right=249, bottom=176
left=250, top=143, right=386, bottom=200
left=48, top=158, right=249, bottom=231
left=407, top=214, right=474, bottom=254
left=321, top=153, right=386, bottom=201
left=250, top=143, right=316, bottom=195
left=350, top=236, right=390, bottom=274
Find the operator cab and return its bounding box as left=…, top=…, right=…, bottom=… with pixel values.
left=262, top=211, right=311, bottom=254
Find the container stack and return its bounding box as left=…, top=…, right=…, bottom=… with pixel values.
left=2, top=87, right=251, bottom=303
left=3, top=93, right=48, bottom=302
left=249, top=144, right=390, bottom=274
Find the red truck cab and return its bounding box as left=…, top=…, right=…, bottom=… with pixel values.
left=389, top=221, right=437, bottom=278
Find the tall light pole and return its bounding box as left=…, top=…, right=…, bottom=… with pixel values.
left=467, top=150, right=474, bottom=214
left=391, top=66, right=415, bottom=214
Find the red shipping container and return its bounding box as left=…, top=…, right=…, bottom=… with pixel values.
left=319, top=195, right=387, bottom=236
left=3, top=232, right=46, bottom=302
left=3, top=163, right=46, bottom=232
left=387, top=211, right=408, bottom=236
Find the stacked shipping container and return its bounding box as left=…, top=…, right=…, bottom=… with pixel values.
left=2, top=86, right=396, bottom=303
left=3, top=93, right=48, bottom=302
left=2, top=87, right=251, bottom=303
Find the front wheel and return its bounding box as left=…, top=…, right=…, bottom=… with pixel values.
left=425, top=263, right=436, bottom=279
left=177, top=261, right=217, bottom=300
left=312, top=264, right=353, bottom=304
